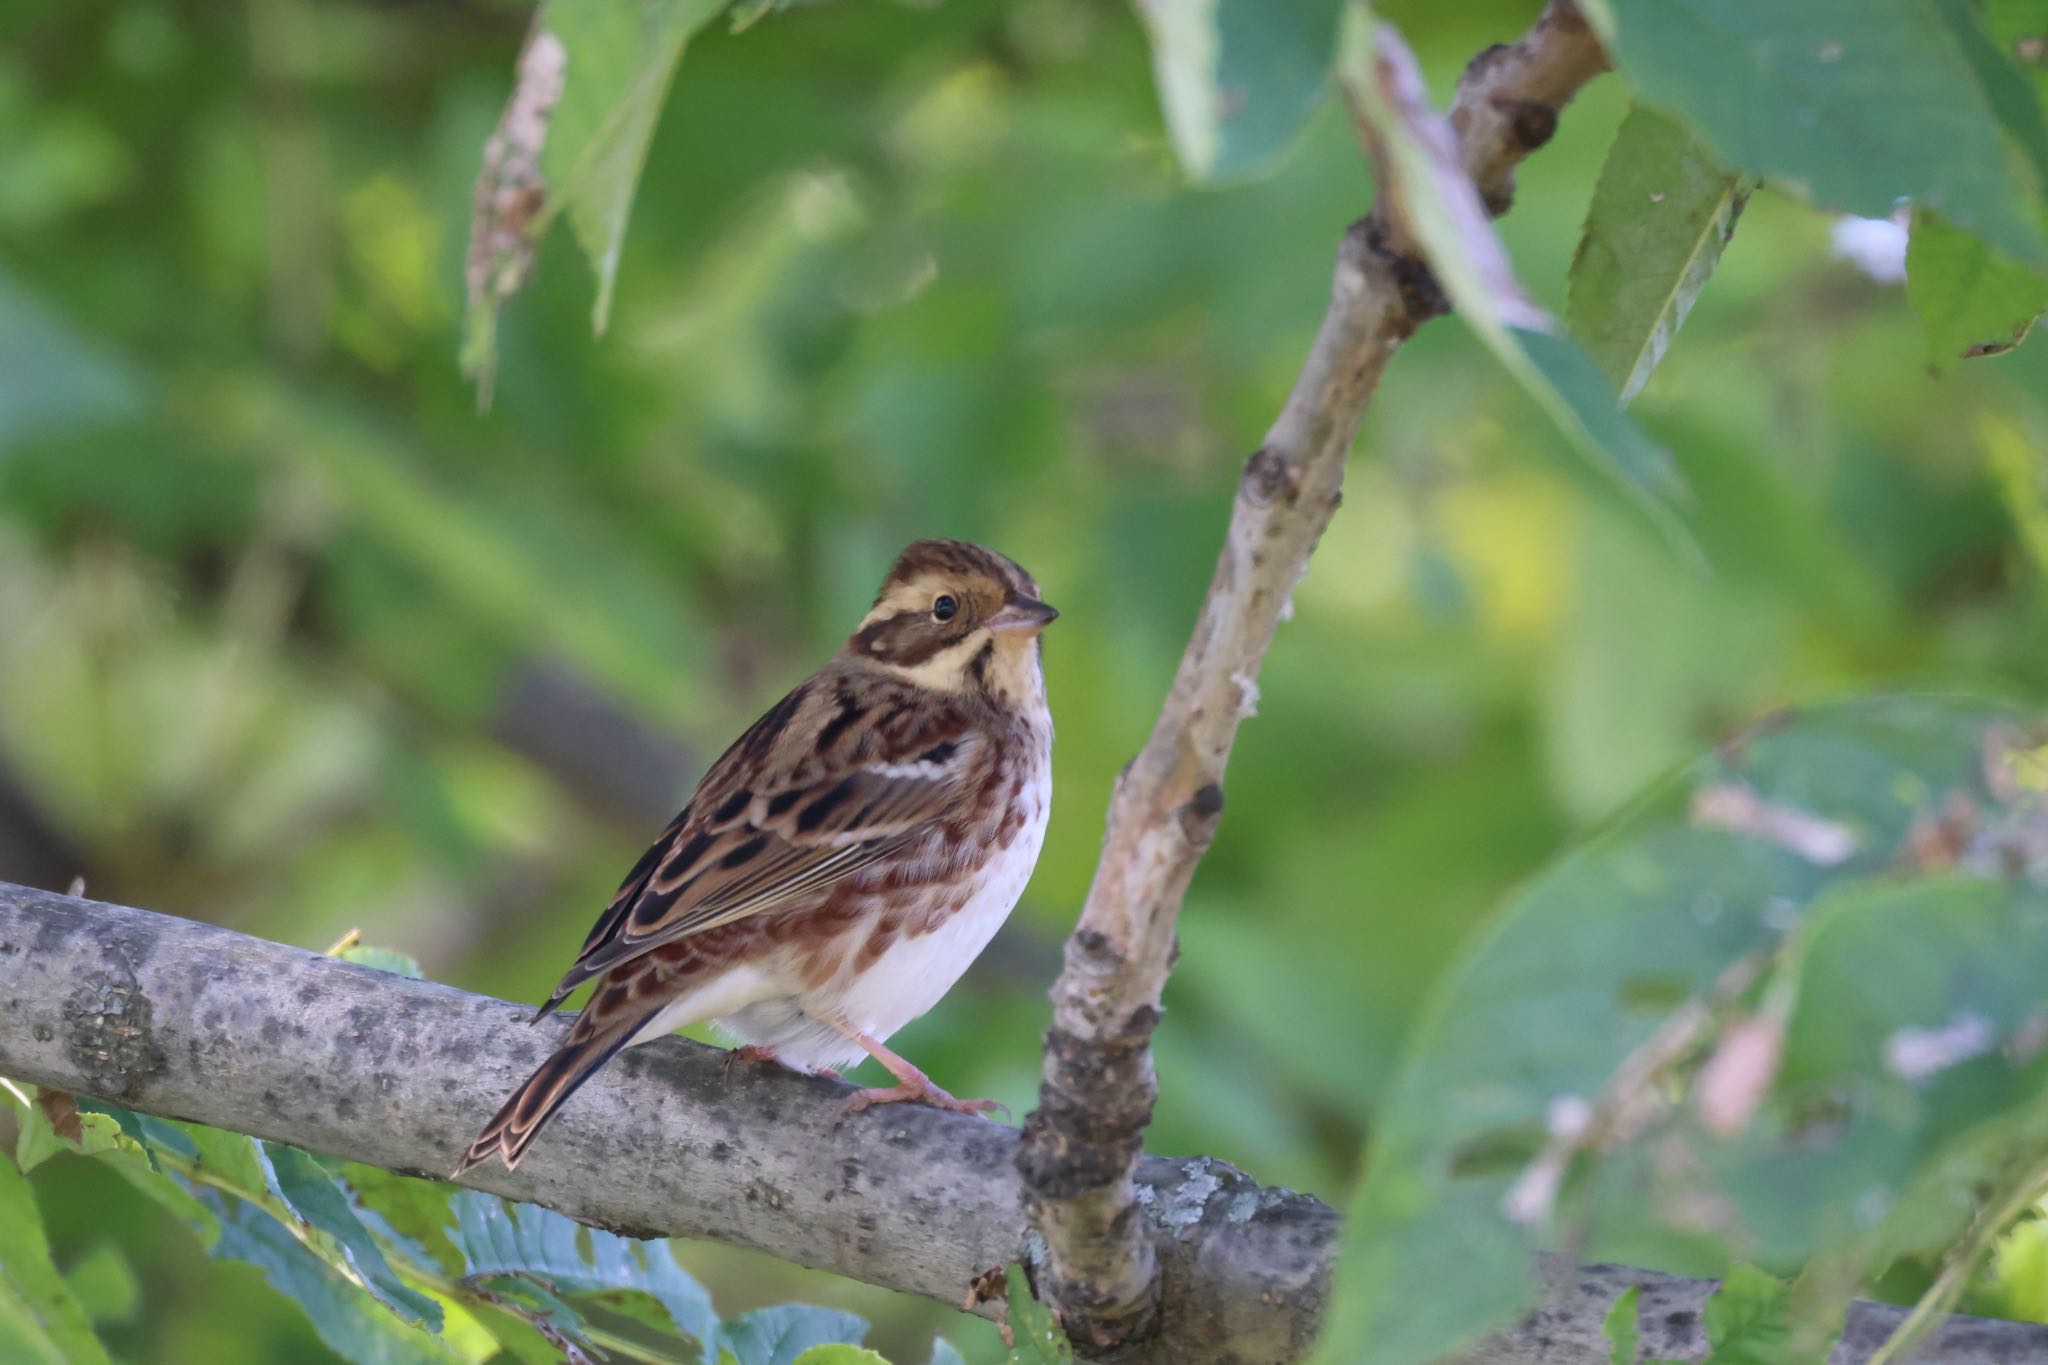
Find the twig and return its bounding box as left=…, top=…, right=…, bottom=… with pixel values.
left=1015, top=3, right=1610, bottom=1350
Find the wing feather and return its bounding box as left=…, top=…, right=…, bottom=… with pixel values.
left=543, top=682, right=988, bottom=999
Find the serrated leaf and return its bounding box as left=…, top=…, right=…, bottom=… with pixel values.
left=1906, top=212, right=2048, bottom=365
left=449, top=1191, right=722, bottom=1356
left=259, top=1141, right=443, bottom=1329
left=207, top=1195, right=468, bottom=1365
left=717, top=1304, right=870, bottom=1365
left=1135, top=0, right=1345, bottom=183
left=342, top=1164, right=468, bottom=1278
left=0, top=1157, right=111, bottom=1365
left=1699, top=1264, right=1833, bottom=1365
left=1568, top=105, right=1749, bottom=401
left=1335, top=14, right=1699, bottom=565
left=1600, top=0, right=2048, bottom=266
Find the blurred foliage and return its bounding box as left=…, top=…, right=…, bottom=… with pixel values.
left=2, top=0, right=2048, bottom=1360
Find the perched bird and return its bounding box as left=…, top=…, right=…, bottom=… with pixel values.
left=455, top=539, right=1056, bottom=1176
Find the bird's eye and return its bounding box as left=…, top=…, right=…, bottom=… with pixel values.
left=931, top=594, right=958, bottom=622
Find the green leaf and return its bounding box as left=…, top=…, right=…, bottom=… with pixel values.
left=1604, top=1285, right=1640, bottom=1365
left=448, top=1190, right=723, bottom=1355
left=207, top=1195, right=467, bottom=1365
left=338, top=943, right=426, bottom=979
left=1002, top=1264, right=1073, bottom=1365
left=342, top=1165, right=468, bottom=1278
left=1934, top=0, right=2048, bottom=194
left=1135, top=0, right=1345, bottom=183
left=0, top=1157, right=111, bottom=1365
left=1335, top=14, right=1698, bottom=565
left=542, top=0, right=727, bottom=333
left=0, top=268, right=145, bottom=454
left=1905, top=212, right=2048, bottom=365
left=792, top=1347, right=890, bottom=1365
left=259, top=1141, right=444, bottom=1329
left=718, top=1304, right=870, bottom=1365
left=1568, top=105, right=1750, bottom=401
left=61, top=1243, right=140, bottom=1328
left=1699, top=1264, right=1832, bottom=1365
left=1319, top=696, right=2030, bottom=1365
left=1600, top=0, right=2048, bottom=266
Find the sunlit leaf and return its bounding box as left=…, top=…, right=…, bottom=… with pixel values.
left=1001, top=1264, right=1073, bottom=1365
left=1568, top=105, right=1749, bottom=401
left=0, top=1157, right=110, bottom=1365
left=1905, top=212, right=2048, bottom=366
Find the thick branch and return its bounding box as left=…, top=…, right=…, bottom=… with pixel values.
left=0, top=882, right=1330, bottom=1364
left=3, top=882, right=2043, bottom=1363
left=1015, top=3, right=1608, bottom=1352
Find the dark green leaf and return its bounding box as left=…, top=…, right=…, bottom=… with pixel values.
left=449, top=1190, right=721, bottom=1354
left=1136, top=0, right=1345, bottom=183
left=717, top=1304, right=870, bottom=1365
left=207, top=1195, right=466, bottom=1365
left=1321, top=697, right=2029, bottom=1365
left=1599, top=0, right=2048, bottom=265
left=259, top=1142, right=443, bottom=1329
left=1568, top=105, right=1749, bottom=401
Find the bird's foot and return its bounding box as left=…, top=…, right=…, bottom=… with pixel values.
left=840, top=1077, right=1009, bottom=1121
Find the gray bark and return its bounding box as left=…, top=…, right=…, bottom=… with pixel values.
left=3, top=880, right=2044, bottom=1362
left=1016, top=3, right=1609, bottom=1350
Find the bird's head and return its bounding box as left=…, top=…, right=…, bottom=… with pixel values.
left=847, top=539, right=1057, bottom=700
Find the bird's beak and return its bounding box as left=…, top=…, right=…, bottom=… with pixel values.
left=986, top=595, right=1059, bottom=636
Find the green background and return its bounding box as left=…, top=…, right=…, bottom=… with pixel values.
left=3, top=0, right=2048, bottom=1359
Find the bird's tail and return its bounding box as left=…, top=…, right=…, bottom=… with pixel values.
left=451, top=1011, right=641, bottom=1179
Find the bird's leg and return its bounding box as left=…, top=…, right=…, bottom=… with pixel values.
left=827, top=1023, right=1009, bottom=1119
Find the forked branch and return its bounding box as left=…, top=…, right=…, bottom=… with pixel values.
left=1014, top=2, right=1609, bottom=1351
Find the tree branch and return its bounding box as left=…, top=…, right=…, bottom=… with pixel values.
left=4, top=881, right=2044, bottom=1363
left=1015, top=2, right=1607, bottom=1351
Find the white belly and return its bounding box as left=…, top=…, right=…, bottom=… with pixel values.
left=710, top=762, right=1051, bottom=1070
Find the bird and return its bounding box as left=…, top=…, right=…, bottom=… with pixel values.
left=454, top=539, right=1057, bottom=1176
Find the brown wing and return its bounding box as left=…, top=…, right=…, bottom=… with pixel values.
left=537, top=675, right=989, bottom=1009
